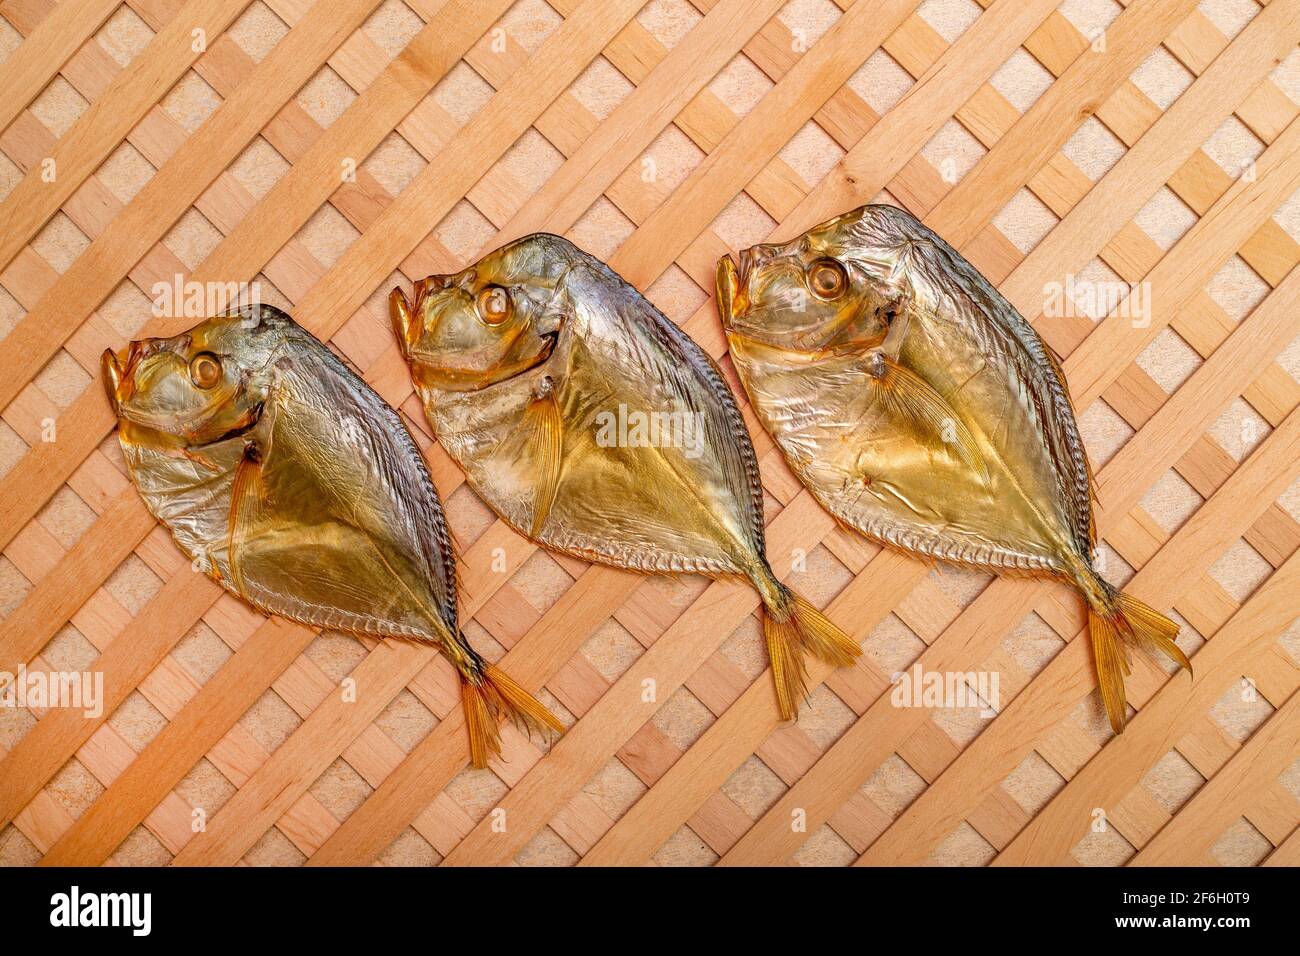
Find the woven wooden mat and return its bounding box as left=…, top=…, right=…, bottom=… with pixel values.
left=0, top=0, right=1297, bottom=866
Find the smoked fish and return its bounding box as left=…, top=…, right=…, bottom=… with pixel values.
left=717, top=204, right=1188, bottom=732
left=102, top=305, right=561, bottom=767
left=391, top=234, right=859, bottom=721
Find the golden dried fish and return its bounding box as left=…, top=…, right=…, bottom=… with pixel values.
left=391, top=234, right=859, bottom=720
left=718, top=204, right=1187, bottom=733
left=102, top=305, right=561, bottom=767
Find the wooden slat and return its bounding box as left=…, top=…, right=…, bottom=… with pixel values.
left=0, top=0, right=255, bottom=273
left=1133, top=690, right=1300, bottom=865
left=995, top=549, right=1300, bottom=864
left=0, top=0, right=120, bottom=134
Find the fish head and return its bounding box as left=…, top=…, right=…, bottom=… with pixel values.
left=102, top=306, right=280, bottom=443
left=392, top=234, right=575, bottom=391
left=717, top=212, right=901, bottom=356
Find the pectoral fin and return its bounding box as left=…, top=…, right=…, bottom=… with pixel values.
left=523, top=384, right=563, bottom=538
left=227, top=442, right=268, bottom=596
left=867, top=352, right=988, bottom=481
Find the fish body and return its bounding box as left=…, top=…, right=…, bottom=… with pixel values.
left=392, top=234, right=859, bottom=719
left=718, top=204, right=1186, bottom=732
left=102, top=306, right=559, bottom=766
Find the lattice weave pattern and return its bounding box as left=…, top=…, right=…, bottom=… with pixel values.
left=0, top=0, right=1297, bottom=866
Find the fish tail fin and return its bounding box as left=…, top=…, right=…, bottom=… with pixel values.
left=1080, top=572, right=1187, bottom=735
left=756, top=571, right=859, bottom=721
left=460, top=658, right=565, bottom=769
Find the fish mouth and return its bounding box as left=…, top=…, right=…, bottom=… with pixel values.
left=101, top=338, right=154, bottom=410
left=102, top=336, right=184, bottom=411
left=716, top=253, right=744, bottom=330
left=101, top=349, right=124, bottom=411
left=400, top=320, right=559, bottom=392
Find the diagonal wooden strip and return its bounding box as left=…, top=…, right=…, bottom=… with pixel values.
left=997, top=0, right=1300, bottom=317
left=1262, top=826, right=1300, bottom=866
left=1132, top=688, right=1300, bottom=865
left=36, top=617, right=313, bottom=865
left=170, top=639, right=434, bottom=866
left=855, top=407, right=1300, bottom=866
left=769, top=0, right=1064, bottom=244
left=588, top=257, right=1300, bottom=866
left=0, top=0, right=254, bottom=274
left=0, top=0, right=383, bottom=414
left=994, top=548, right=1300, bottom=865
left=156, top=0, right=514, bottom=337
left=0, top=568, right=222, bottom=829
left=0, top=0, right=120, bottom=134
left=492, top=0, right=789, bottom=245
left=0, top=490, right=154, bottom=675
left=926, top=0, right=1200, bottom=249
left=609, top=0, right=919, bottom=288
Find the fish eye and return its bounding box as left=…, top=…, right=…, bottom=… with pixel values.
left=476, top=285, right=513, bottom=325
left=189, top=352, right=223, bottom=389
left=807, top=258, right=848, bottom=300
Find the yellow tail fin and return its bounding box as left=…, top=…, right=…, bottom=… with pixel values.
left=761, top=588, right=860, bottom=721
left=1086, top=582, right=1188, bottom=735
left=461, top=663, right=565, bottom=768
